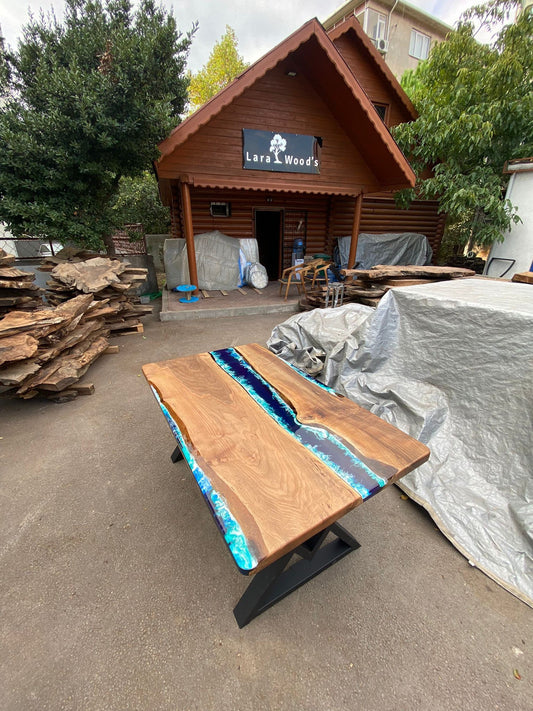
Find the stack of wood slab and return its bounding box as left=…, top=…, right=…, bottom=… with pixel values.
left=0, top=294, right=112, bottom=401
left=339, top=264, right=476, bottom=307
left=0, top=249, right=43, bottom=315
left=41, top=254, right=151, bottom=335
left=303, top=264, right=476, bottom=308
left=512, top=271, right=533, bottom=284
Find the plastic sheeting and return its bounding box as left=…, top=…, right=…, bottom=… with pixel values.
left=245, top=262, right=268, bottom=289
left=335, top=232, right=433, bottom=270
left=268, top=279, right=533, bottom=607
left=164, top=231, right=241, bottom=291
left=239, top=238, right=259, bottom=266
left=164, top=233, right=268, bottom=291
left=239, top=239, right=266, bottom=288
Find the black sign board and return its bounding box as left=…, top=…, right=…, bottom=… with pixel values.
left=242, top=129, right=321, bottom=174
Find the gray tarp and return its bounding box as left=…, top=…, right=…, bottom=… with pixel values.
left=268, top=279, right=533, bottom=607
left=336, top=232, right=433, bottom=270
left=164, top=232, right=266, bottom=291
left=164, top=231, right=241, bottom=291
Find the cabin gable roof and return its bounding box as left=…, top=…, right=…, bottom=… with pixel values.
left=157, top=18, right=415, bottom=195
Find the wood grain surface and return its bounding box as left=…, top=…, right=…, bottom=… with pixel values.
left=236, top=343, right=429, bottom=482
left=143, top=344, right=429, bottom=573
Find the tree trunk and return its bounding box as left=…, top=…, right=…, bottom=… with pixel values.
left=102, top=174, right=122, bottom=256
left=102, top=232, right=116, bottom=257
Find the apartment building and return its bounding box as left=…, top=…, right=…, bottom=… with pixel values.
left=323, top=0, right=451, bottom=79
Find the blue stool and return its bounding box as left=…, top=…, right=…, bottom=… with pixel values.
left=174, top=284, right=199, bottom=303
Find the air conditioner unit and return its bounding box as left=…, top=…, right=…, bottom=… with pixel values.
left=376, top=38, right=389, bottom=53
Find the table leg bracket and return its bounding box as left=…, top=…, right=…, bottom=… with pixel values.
left=233, top=522, right=360, bottom=628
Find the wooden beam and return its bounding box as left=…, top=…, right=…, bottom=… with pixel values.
left=179, top=181, right=199, bottom=292
left=347, top=192, right=363, bottom=270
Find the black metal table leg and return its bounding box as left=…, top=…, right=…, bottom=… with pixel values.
left=233, top=523, right=360, bottom=628
left=171, top=444, right=184, bottom=463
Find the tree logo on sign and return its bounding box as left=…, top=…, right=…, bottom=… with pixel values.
left=270, top=134, right=287, bottom=164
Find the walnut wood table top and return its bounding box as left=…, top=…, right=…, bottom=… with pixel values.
left=143, top=343, right=429, bottom=574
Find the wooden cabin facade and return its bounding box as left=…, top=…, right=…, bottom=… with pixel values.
left=156, top=18, right=435, bottom=287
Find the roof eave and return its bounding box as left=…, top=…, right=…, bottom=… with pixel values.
left=327, top=17, right=417, bottom=121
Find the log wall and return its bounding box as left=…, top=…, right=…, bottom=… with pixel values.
left=330, top=195, right=446, bottom=259
left=170, top=186, right=445, bottom=267
left=170, top=186, right=330, bottom=271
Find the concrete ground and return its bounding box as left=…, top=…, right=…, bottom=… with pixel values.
left=0, top=305, right=531, bottom=711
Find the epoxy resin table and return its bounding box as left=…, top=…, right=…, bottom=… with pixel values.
left=143, top=344, right=429, bottom=627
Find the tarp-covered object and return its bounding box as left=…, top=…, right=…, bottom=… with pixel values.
left=164, top=231, right=241, bottom=291
left=336, top=232, right=433, bottom=270
left=268, top=279, right=533, bottom=607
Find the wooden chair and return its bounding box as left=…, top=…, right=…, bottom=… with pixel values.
left=278, top=262, right=309, bottom=300
left=304, top=259, right=331, bottom=290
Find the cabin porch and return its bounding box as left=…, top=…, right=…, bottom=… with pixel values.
left=160, top=281, right=301, bottom=321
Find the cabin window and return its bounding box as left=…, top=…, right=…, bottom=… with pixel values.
left=409, top=30, right=431, bottom=60
left=210, top=202, right=231, bottom=217
left=372, top=103, right=388, bottom=123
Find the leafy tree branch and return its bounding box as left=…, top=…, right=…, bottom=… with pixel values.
left=394, top=0, right=532, bottom=248
left=0, top=0, right=195, bottom=253
left=188, top=25, right=248, bottom=112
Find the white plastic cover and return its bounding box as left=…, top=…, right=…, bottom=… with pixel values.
left=336, top=232, right=433, bottom=270
left=239, top=238, right=260, bottom=265
left=268, top=279, right=533, bottom=607
left=246, top=262, right=268, bottom=289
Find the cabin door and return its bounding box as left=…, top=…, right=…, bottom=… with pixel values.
left=255, top=210, right=283, bottom=280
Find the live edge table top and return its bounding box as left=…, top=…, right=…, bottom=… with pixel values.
left=143, top=344, right=429, bottom=575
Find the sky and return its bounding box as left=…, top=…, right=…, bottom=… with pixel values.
left=0, top=1, right=482, bottom=73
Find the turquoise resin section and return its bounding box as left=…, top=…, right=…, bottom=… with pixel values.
left=150, top=386, right=258, bottom=572
left=211, top=348, right=387, bottom=500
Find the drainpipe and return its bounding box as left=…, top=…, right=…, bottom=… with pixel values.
left=387, top=0, right=399, bottom=44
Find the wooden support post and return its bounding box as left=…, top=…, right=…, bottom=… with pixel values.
left=347, top=192, right=363, bottom=270
left=180, top=181, right=199, bottom=292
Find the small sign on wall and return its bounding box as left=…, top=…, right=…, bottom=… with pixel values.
left=243, top=129, right=321, bottom=174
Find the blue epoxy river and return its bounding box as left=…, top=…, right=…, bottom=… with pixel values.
left=150, top=386, right=258, bottom=572
left=211, top=348, right=386, bottom=499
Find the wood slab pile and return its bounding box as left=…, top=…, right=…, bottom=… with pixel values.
left=512, top=271, right=533, bottom=284
left=304, top=265, right=476, bottom=309
left=0, top=249, right=43, bottom=316
left=41, top=253, right=151, bottom=335
left=338, top=264, right=477, bottom=307
left=0, top=294, right=112, bottom=401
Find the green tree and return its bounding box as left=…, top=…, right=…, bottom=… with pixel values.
left=0, top=27, right=9, bottom=94
left=0, top=0, right=195, bottom=253
left=394, top=0, right=533, bottom=249
left=112, top=171, right=170, bottom=235
left=188, top=25, right=248, bottom=112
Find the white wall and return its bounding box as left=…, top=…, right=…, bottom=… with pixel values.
left=485, top=165, right=533, bottom=278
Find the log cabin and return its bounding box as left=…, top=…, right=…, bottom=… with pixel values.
left=155, top=17, right=441, bottom=288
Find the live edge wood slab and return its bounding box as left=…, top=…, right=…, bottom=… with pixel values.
left=143, top=344, right=429, bottom=577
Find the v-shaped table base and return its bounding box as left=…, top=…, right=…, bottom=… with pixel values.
left=233, top=522, right=360, bottom=628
